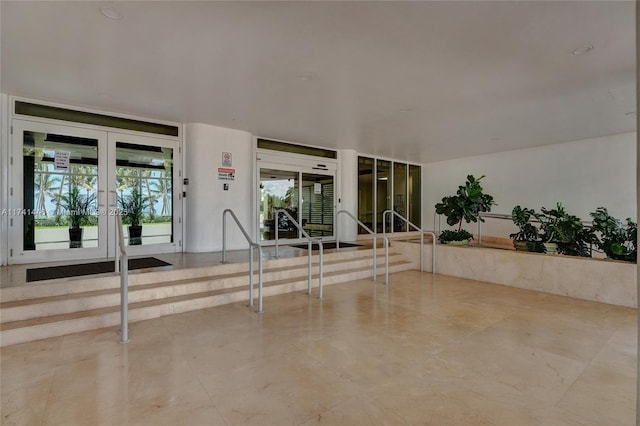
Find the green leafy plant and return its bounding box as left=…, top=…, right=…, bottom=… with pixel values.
left=59, top=184, right=95, bottom=229
left=537, top=203, right=593, bottom=257
left=509, top=206, right=539, bottom=242
left=435, top=175, right=495, bottom=242
left=590, top=207, right=637, bottom=262
left=118, top=187, right=151, bottom=226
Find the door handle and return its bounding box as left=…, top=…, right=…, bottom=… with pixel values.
left=109, top=191, right=117, bottom=205
left=97, top=190, right=105, bottom=207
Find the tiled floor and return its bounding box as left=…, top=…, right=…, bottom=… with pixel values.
left=1, top=271, right=636, bottom=425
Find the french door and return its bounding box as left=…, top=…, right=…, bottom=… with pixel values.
left=9, top=120, right=180, bottom=264
left=258, top=162, right=336, bottom=244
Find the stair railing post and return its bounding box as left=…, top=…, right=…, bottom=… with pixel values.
left=116, top=213, right=129, bottom=344
left=249, top=245, right=254, bottom=307
left=275, top=213, right=280, bottom=258
left=258, top=245, right=264, bottom=313
left=222, top=210, right=227, bottom=264
left=373, top=235, right=377, bottom=281
left=384, top=236, right=389, bottom=285
left=307, top=241, right=312, bottom=295
left=318, top=241, right=324, bottom=300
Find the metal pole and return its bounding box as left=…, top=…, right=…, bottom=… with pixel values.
left=258, top=247, right=264, bottom=313
left=373, top=236, right=377, bottom=281
left=336, top=214, right=340, bottom=250
left=307, top=241, right=312, bottom=295
left=249, top=246, right=254, bottom=307
left=432, top=235, right=437, bottom=274
left=384, top=237, right=389, bottom=285
left=478, top=220, right=482, bottom=246
left=119, top=253, right=129, bottom=344
left=115, top=242, right=120, bottom=273
left=420, top=233, right=424, bottom=272
left=318, top=243, right=324, bottom=300
left=275, top=214, right=279, bottom=258
left=222, top=211, right=227, bottom=264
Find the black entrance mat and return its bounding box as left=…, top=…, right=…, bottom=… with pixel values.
left=26, top=257, right=172, bottom=282
left=289, top=242, right=362, bottom=250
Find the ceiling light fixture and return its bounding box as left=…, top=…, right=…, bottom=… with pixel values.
left=571, top=45, right=594, bottom=55
left=99, top=6, right=123, bottom=20
left=298, top=72, right=317, bottom=81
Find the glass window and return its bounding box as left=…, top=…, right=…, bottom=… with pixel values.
left=23, top=131, right=99, bottom=251
left=357, top=157, right=374, bottom=234
left=409, top=165, right=421, bottom=228
left=301, top=173, right=334, bottom=238
left=376, top=160, right=391, bottom=233
left=259, top=169, right=299, bottom=241
left=115, top=142, right=173, bottom=246
left=393, top=163, right=407, bottom=232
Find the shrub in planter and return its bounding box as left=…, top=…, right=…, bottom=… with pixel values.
left=538, top=203, right=593, bottom=257
left=438, top=229, right=473, bottom=245
left=509, top=206, right=542, bottom=252
left=590, top=207, right=637, bottom=262
left=435, top=175, right=495, bottom=244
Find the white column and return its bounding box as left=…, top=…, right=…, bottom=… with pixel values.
left=338, top=149, right=358, bottom=241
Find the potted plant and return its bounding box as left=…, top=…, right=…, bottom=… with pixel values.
left=590, top=207, right=637, bottom=262
left=538, top=203, right=592, bottom=256
left=60, top=184, right=95, bottom=248
left=434, top=174, right=495, bottom=244
left=118, top=187, right=151, bottom=246
left=509, top=205, right=542, bottom=252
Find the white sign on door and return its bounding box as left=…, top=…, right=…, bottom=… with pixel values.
left=54, top=151, right=71, bottom=170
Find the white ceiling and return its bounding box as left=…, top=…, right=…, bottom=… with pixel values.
left=1, top=1, right=636, bottom=163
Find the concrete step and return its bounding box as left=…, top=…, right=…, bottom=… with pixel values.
left=0, top=250, right=415, bottom=346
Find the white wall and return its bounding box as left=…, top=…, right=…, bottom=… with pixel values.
left=423, top=132, right=637, bottom=238
left=184, top=123, right=254, bottom=252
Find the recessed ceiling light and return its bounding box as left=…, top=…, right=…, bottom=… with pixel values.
left=99, top=6, right=123, bottom=20
left=298, top=72, right=317, bottom=81
left=571, top=45, right=594, bottom=55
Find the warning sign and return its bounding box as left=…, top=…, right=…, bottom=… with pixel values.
left=54, top=151, right=71, bottom=170
left=218, top=167, right=235, bottom=181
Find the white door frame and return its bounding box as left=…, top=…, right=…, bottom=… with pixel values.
left=9, top=119, right=108, bottom=263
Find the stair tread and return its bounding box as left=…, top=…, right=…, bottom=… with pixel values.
left=1, top=253, right=405, bottom=308
left=0, top=260, right=412, bottom=331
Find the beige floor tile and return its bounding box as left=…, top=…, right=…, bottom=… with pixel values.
left=1, top=271, right=636, bottom=425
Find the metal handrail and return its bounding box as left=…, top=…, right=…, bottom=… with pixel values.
left=476, top=212, right=594, bottom=246
left=335, top=210, right=389, bottom=284
left=116, top=213, right=130, bottom=344
left=383, top=210, right=437, bottom=275
left=222, top=209, right=264, bottom=313
left=274, top=209, right=324, bottom=300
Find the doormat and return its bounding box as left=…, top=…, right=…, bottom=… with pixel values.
left=290, top=242, right=362, bottom=250
left=26, top=257, right=172, bottom=282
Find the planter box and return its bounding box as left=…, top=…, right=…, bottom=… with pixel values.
left=393, top=241, right=637, bottom=308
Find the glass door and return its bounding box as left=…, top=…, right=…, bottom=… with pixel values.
left=259, top=168, right=299, bottom=241
left=108, top=133, right=181, bottom=256
left=9, top=121, right=181, bottom=264
left=10, top=120, right=108, bottom=262
left=258, top=164, right=335, bottom=243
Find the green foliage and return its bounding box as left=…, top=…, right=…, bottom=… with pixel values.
left=119, top=187, right=153, bottom=226
left=590, top=207, right=637, bottom=262
left=537, top=203, right=593, bottom=258
left=59, top=184, right=96, bottom=229
left=438, top=229, right=473, bottom=243
left=509, top=206, right=539, bottom=242
left=435, top=175, right=495, bottom=231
